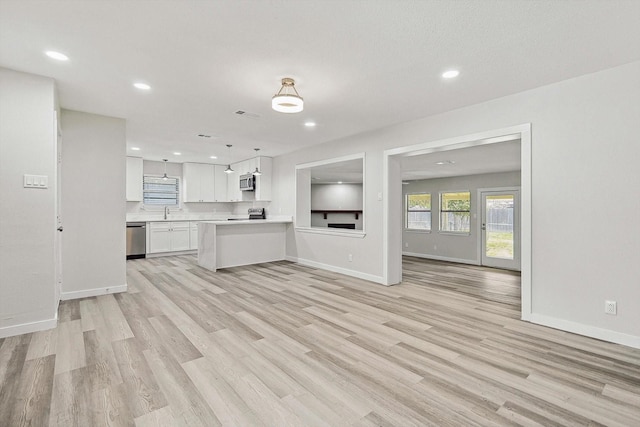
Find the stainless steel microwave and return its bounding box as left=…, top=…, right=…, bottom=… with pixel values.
left=239, top=174, right=255, bottom=191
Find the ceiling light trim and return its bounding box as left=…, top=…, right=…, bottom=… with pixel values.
left=133, top=82, right=151, bottom=90
left=45, top=50, right=69, bottom=61
left=442, top=70, right=460, bottom=79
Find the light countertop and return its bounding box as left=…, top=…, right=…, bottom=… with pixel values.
left=127, top=214, right=292, bottom=224
left=200, top=218, right=292, bottom=225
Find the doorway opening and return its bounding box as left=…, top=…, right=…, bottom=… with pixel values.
left=383, top=124, right=532, bottom=320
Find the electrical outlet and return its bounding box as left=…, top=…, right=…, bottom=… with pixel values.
left=348, top=253, right=353, bottom=262
left=405, top=242, right=408, bottom=248
left=605, top=300, right=617, bottom=315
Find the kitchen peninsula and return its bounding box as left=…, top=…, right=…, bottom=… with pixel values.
left=197, top=218, right=292, bottom=272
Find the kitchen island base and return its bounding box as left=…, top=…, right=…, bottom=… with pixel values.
left=197, top=220, right=290, bottom=272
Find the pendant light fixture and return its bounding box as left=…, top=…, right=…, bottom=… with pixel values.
left=162, top=159, right=169, bottom=180
left=252, top=148, right=262, bottom=176
left=224, top=145, right=234, bottom=174
left=272, top=77, right=303, bottom=113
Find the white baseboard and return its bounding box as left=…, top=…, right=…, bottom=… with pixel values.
left=0, top=316, right=58, bottom=339
left=146, top=250, right=196, bottom=258
left=402, top=251, right=480, bottom=266
left=286, top=255, right=386, bottom=285
left=529, top=313, right=640, bottom=349
left=61, top=284, right=128, bottom=301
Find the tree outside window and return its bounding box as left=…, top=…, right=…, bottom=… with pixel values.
left=440, top=191, right=470, bottom=233
left=406, top=193, right=431, bottom=230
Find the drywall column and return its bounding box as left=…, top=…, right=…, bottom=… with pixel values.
left=384, top=153, right=403, bottom=285
left=0, top=68, right=57, bottom=337
left=60, top=110, right=127, bottom=299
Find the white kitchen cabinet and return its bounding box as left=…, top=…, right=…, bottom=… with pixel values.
left=240, top=158, right=256, bottom=175
left=225, top=156, right=272, bottom=202
left=126, top=156, right=143, bottom=201
left=148, top=221, right=192, bottom=253
left=254, top=157, right=272, bottom=201
left=226, top=165, right=242, bottom=202
left=183, top=162, right=216, bottom=202
left=148, top=222, right=171, bottom=253
left=171, top=222, right=191, bottom=250
left=214, top=165, right=228, bottom=202
left=189, top=221, right=198, bottom=250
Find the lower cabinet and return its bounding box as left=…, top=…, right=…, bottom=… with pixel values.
left=148, top=221, right=191, bottom=253
left=189, top=221, right=198, bottom=250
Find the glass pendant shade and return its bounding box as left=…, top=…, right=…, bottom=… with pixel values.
left=224, top=145, right=234, bottom=173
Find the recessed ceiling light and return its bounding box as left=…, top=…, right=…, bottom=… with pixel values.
left=435, top=160, right=455, bottom=165
left=210, top=155, right=217, bottom=159
left=442, top=70, right=460, bottom=79
left=338, top=181, right=343, bottom=184
left=131, top=147, right=140, bottom=151
left=173, top=152, right=181, bottom=155
left=45, top=51, right=69, bottom=61
left=133, top=82, right=151, bottom=90
left=304, top=121, right=316, bottom=127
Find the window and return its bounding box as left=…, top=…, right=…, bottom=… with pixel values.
left=406, top=193, right=431, bottom=230
left=143, top=175, right=179, bottom=207
left=440, top=191, right=471, bottom=233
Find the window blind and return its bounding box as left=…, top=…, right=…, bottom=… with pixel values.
left=143, top=176, right=179, bottom=206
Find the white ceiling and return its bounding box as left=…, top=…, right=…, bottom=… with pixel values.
left=1, top=1, right=639, bottom=164
left=310, top=158, right=363, bottom=184
left=401, top=139, right=521, bottom=180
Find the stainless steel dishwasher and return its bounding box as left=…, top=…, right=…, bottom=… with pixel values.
left=126, top=222, right=146, bottom=259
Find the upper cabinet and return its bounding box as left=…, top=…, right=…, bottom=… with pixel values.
left=226, top=164, right=242, bottom=202
left=126, top=156, right=143, bottom=201
left=183, top=163, right=215, bottom=202
left=214, top=165, right=228, bottom=202
left=254, top=157, right=272, bottom=201
left=166, top=157, right=270, bottom=203
left=226, top=156, right=272, bottom=202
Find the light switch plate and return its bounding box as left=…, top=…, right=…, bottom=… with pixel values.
left=24, top=174, right=48, bottom=188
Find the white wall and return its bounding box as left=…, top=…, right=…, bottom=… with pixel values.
left=60, top=110, right=127, bottom=298
left=272, top=61, right=640, bottom=346
left=311, top=184, right=363, bottom=229
left=403, top=172, right=520, bottom=263
left=0, top=68, right=57, bottom=336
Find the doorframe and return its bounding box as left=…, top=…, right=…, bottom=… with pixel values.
left=54, top=110, right=62, bottom=311
left=383, top=123, right=532, bottom=321
left=477, top=187, right=521, bottom=271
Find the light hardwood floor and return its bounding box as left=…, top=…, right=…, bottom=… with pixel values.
left=1, top=256, right=639, bottom=426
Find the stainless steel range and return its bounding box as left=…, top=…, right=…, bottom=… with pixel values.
left=248, top=208, right=266, bottom=219
left=227, top=208, right=266, bottom=221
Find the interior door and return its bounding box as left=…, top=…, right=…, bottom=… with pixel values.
left=481, top=190, right=520, bottom=270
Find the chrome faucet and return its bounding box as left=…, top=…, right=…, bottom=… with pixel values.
left=164, top=206, right=170, bottom=220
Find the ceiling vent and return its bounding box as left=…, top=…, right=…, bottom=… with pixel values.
left=235, top=110, right=261, bottom=119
